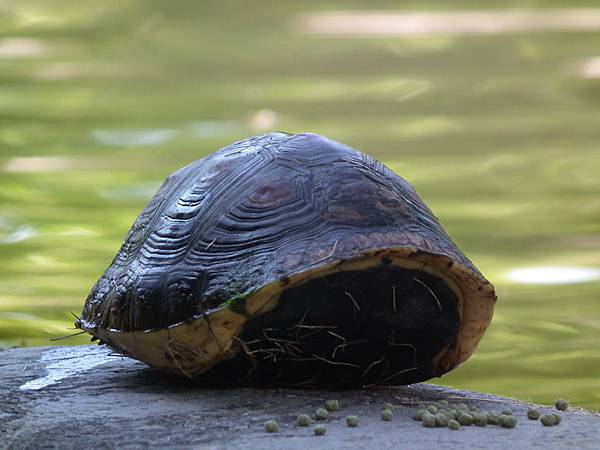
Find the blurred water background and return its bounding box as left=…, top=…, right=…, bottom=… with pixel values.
left=1, top=0, right=599, bottom=409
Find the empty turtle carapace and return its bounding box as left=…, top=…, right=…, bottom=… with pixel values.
left=77, top=133, right=496, bottom=387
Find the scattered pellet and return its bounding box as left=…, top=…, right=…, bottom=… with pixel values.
left=448, top=419, right=461, bottom=430
left=296, top=414, right=311, bottom=427
left=413, top=409, right=426, bottom=421
left=435, top=413, right=448, bottom=427
left=441, top=408, right=456, bottom=420
left=346, top=415, right=359, bottom=427
left=541, top=414, right=556, bottom=426
left=324, top=400, right=341, bottom=411
left=500, top=416, right=517, bottom=428
left=427, top=405, right=438, bottom=414
left=381, top=409, right=393, bottom=421
left=422, top=413, right=436, bottom=428
left=457, top=412, right=474, bottom=426
left=315, top=408, right=329, bottom=421
left=527, top=409, right=540, bottom=420
left=555, top=399, right=568, bottom=411
left=488, top=413, right=501, bottom=425
left=474, top=412, right=488, bottom=427
left=264, top=419, right=279, bottom=433
left=314, top=425, right=326, bottom=436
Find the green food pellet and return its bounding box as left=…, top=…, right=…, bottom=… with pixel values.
left=314, top=425, right=326, bottom=436
left=501, top=416, right=517, bottom=428
left=324, top=400, right=341, bottom=411
left=527, top=409, right=540, bottom=420
left=469, top=404, right=479, bottom=412
left=502, top=409, right=513, bottom=416
left=448, top=419, right=461, bottom=430
left=441, top=409, right=456, bottom=420
left=381, top=402, right=394, bottom=411
left=488, top=413, right=501, bottom=425
left=296, top=414, right=311, bottom=427
left=474, top=413, right=488, bottom=427
left=413, top=409, right=426, bottom=421
left=439, top=400, right=450, bottom=406
left=541, top=414, right=556, bottom=426
left=426, top=405, right=438, bottom=414
left=435, top=413, right=448, bottom=427
left=457, top=403, right=469, bottom=411
left=457, top=412, right=474, bottom=426
left=552, top=413, right=561, bottom=425
left=381, top=409, right=393, bottom=421
left=264, top=420, right=279, bottom=433
left=421, top=411, right=434, bottom=423
left=315, top=408, right=329, bottom=421
left=346, top=415, right=359, bottom=427
left=555, top=399, right=568, bottom=411
left=422, top=413, right=436, bottom=428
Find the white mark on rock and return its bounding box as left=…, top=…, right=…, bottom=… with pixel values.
left=19, top=346, right=113, bottom=391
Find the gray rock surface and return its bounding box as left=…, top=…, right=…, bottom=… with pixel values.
left=1, top=345, right=598, bottom=449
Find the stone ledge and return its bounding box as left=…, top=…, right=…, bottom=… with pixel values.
left=1, top=345, right=598, bottom=449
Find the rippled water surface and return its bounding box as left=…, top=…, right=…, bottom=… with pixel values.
left=1, top=1, right=599, bottom=409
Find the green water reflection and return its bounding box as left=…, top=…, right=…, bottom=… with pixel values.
left=1, top=1, right=599, bottom=409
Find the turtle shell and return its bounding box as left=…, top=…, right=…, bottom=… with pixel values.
left=78, top=132, right=496, bottom=386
